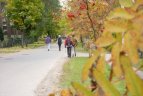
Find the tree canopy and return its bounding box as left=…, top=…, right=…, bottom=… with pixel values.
left=41, top=0, right=61, bottom=37
left=5, top=0, right=44, bottom=33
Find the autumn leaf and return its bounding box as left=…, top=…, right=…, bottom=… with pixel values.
left=95, top=33, right=116, bottom=47
left=120, top=55, right=143, bottom=96
left=72, top=82, right=94, bottom=96
left=132, top=15, right=143, bottom=32
left=133, top=0, right=143, bottom=10
left=96, top=54, right=106, bottom=75
left=107, top=8, right=134, bottom=20
left=124, top=32, right=139, bottom=64
left=93, top=69, right=121, bottom=96
left=82, top=50, right=99, bottom=81
left=104, top=19, right=129, bottom=33
left=111, top=43, right=122, bottom=78
left=60, top=89, right=72, bottom=96
left=119, top=0, right=134, bottom=7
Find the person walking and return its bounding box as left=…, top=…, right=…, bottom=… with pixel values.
left=57, top=35, right=62, bottom=51
left=71, top=35, right=78, bottom=57
left=64, top=36, right=73, bottom=58
left=45, top=35, right=51, bottom=51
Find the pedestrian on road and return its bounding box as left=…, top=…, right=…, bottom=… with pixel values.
left=71, top=35, right=78, bottom=57
left=57, top=35, right=62, bottom=51
left=45, top=35, right=51, bottom=51
left=64, top=36, right=73, bottom=58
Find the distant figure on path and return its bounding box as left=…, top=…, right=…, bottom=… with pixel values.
left=71, top=35, right=78, bottom=57
left=45, top=35, right=51, bottom=51
left=57, top=35, right=62, bottom=51
left=65, top=36, right=73, bottom=58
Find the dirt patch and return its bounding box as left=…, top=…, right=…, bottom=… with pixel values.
left=35, top=59, right=68, bottom=96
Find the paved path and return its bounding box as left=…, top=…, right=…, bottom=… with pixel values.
left=0, top=44, right=68, bottom=96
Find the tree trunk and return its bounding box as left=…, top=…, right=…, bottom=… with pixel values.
left=25, top=37, right=28, bottom=47
left=21, top=31, right=24, bottom=48
left=80, top=34, right=84, bottom=48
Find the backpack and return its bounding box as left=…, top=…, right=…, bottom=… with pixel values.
left=66, top=38, right=72, bottom=47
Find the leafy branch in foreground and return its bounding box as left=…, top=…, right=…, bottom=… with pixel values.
left=48, top=0, right=143, bottom=96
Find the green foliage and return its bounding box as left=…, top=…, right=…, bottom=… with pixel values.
left=5, top=0, right=44, bottom=47
left=5, top=0, right=44, bottom=32
left=42, top=0, right=61, bottom=37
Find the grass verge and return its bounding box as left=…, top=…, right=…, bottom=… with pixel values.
left=76, top=42, right=88, bottom=53
left=60, top=57, right=89, bottom=89
left=0, top=41, right=45, bottom=54
left=134, top=59, right=143, bottom=71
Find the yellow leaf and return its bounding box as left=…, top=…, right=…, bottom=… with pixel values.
left=132, top=15, right=143, bottom=32
left=60, top=89, right=72, bottom=96
left=136, top=0, right=143, bottom=4
left=82, top=50, right=99, bottom=81
left=93, top=69, right=121, bottom=96
left=119, top=0, right=134, bottom=7
left=133, top=0, right=143, bottom=10
left=129, top=30, right=140, bottom=42
left=115, top=33, right=122, bottom=43
left=96, top=54, right=106, bottom=75
left=107, top=8, right=134, bottom=20
left=72, top=82, right=94, bottom=96
left=95, top=33, right=116, bottom=47
left=120, top=56, right=143, bottom=96
left=104, top=19, right=129, bottom=33
left=111, top=43, right=122, bottom=78
left=124, top=32, right=139, bottom=64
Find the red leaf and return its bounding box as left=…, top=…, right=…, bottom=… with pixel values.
left=67, top=12, right=75, bottom=19
left=80, top=3, right=87, bottom=10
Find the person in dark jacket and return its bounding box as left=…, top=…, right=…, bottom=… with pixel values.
left=57, top=35, right=62, bottom=51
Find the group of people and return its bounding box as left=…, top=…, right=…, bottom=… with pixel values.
left=45, top=35, right=77, bottom=58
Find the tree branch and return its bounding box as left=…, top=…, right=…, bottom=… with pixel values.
left=83, top=0, right=97, bottom=40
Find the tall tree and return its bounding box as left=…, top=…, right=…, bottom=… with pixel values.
left=5, top=0, right=44, bottom=47
left=66, top=0, right=119, bottom=40
left=42, top=0, right=61, bottom=37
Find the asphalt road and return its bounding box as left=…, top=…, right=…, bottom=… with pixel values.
left=0, top=44, right=67, bottom=96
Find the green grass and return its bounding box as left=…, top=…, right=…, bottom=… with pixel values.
left=0, top=41, right=45, bottom=54
left=134, top=59, right=143, bottom=71
left=0, top=46, right=22, bottom=53
left=60, top=57, right=89, bottom=89
left=76, top=42, right=88, bottom=53
left=27, top=41, right=45, bottom=49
